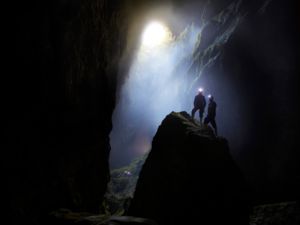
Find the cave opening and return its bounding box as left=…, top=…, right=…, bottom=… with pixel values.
left=108, top=2, right=246, bottom=170
left=105, top=3, right=248, bottom=215
left=106, top=16, right=203, bottom=216
left=109, top=19, right=201, bottom=169
left=105, top=1, right=300, bottom=220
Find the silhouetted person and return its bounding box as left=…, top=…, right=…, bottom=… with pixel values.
left=204, top=95, right=217, bottom=135
left=191, top=89, right=206, bottom=123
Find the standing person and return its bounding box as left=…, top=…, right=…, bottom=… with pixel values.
left=191, top=88, right=206, bottom=123
left=204, top=95, right=217, bottom=135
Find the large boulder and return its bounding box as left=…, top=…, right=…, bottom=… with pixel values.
left=128, top=112, right=250, bottom=225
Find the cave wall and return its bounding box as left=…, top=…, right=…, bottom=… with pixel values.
left=219, top=0, right=300, bottom=201
left=7, top=0, right=129, bottom=224
left=7, top=0, right=184, bottom=223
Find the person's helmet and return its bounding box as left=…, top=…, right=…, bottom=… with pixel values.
left=198, top=88, right=204, bottom=93
left=208, top=94, right=214, bottom=100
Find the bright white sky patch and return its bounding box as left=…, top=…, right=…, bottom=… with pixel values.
left=142, top=21, right=172, bottom=48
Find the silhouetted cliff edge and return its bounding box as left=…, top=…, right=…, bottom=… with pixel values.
left=128, top=111, right=250, bottom=225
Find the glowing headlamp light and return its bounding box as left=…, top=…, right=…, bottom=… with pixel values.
left=198, top=88, right=203, bottom=93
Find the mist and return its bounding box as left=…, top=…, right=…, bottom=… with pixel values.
left=110, top=2, right=244, bottom=168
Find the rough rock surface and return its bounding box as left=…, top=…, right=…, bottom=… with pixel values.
left=7, top=1, right=128, bottom=224
left=250, top=201, right=300, bottom=225
left=128, top=111, right=250, bottom=225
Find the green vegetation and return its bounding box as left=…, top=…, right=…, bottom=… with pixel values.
left=103, top=154, right=148, bottom=215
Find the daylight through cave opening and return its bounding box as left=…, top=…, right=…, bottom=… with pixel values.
left=109, top=20, right=203, bottom=169
left=109, top=3, right=245, bottom=169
